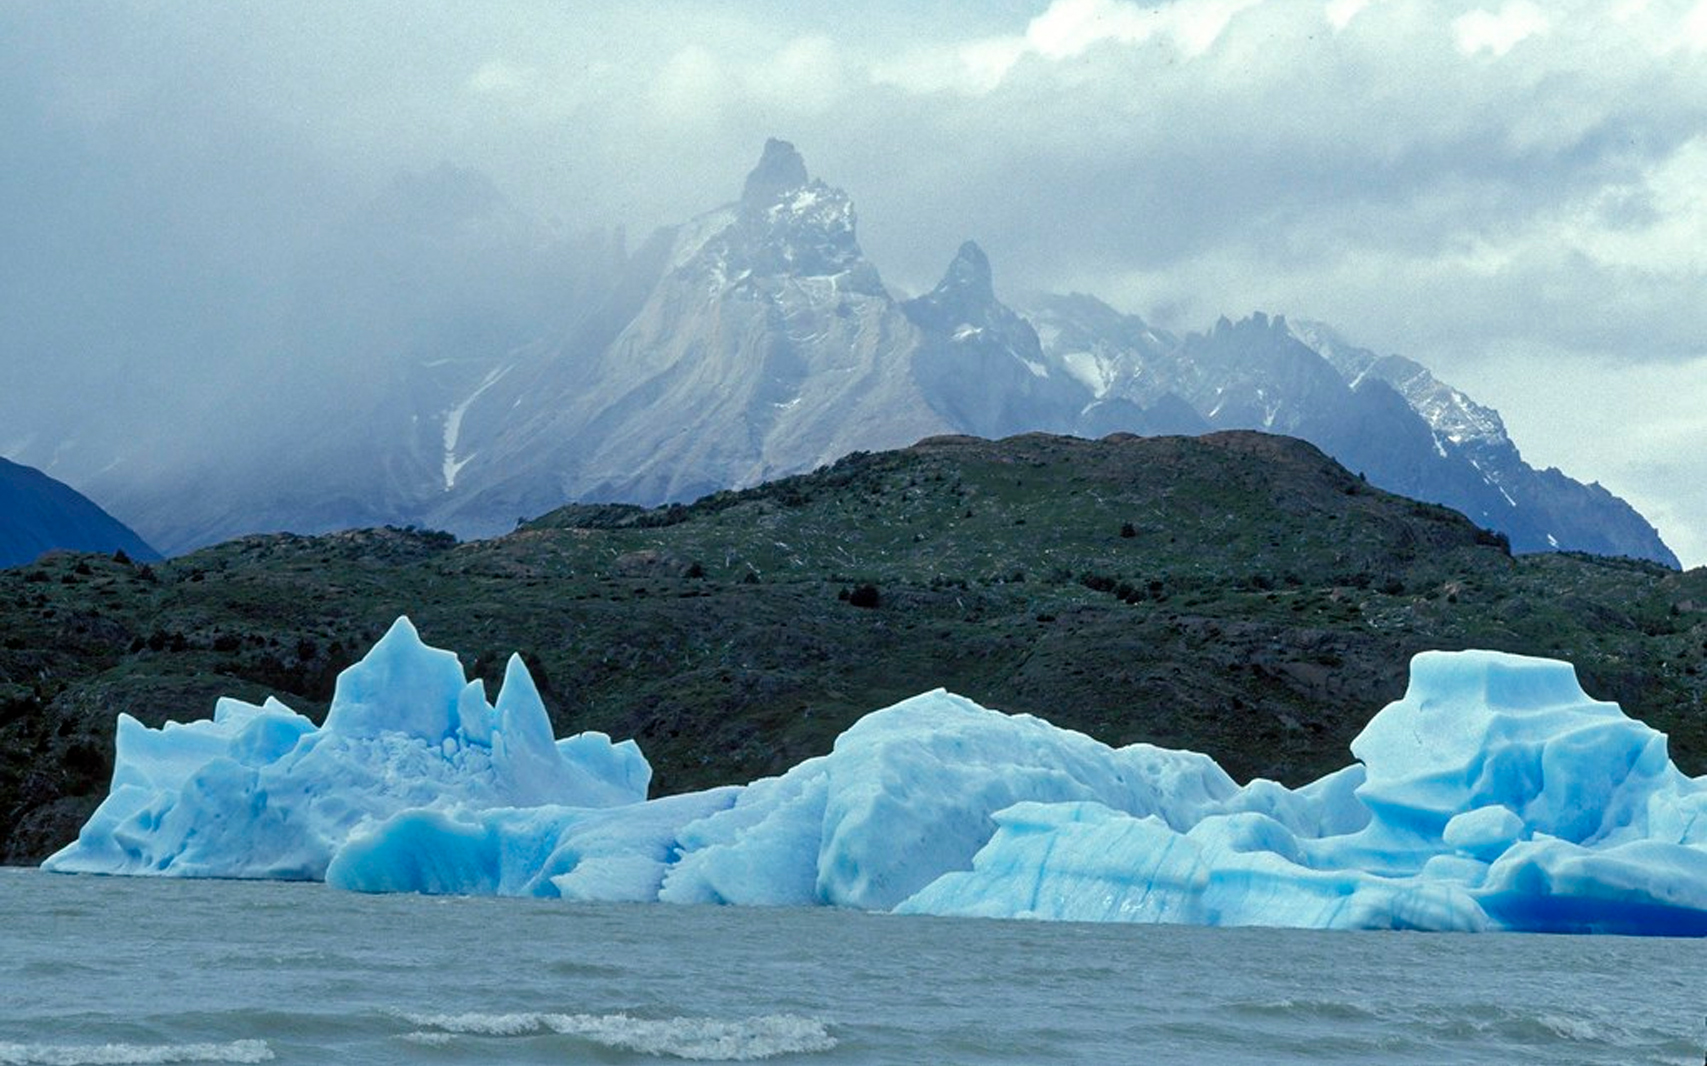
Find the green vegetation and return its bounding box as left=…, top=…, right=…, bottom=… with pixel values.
left=4, top=430, right=1705, bottom=863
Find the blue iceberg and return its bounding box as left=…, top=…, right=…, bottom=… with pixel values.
left=45, top=619, right=1707, bottom=934
left=44, top=618, right=650, bottom=880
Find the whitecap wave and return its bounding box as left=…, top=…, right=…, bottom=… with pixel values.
left=402, top=1011, right=836, bottom=1060
left=1536, top=1013, right=1597, bottom=1041
left=397, top=1032, right=455, bottom=1047
left=0, top=1041, right=273, bottom=1066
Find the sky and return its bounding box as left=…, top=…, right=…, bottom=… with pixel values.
left=3, top=0, right=1705, bottom=565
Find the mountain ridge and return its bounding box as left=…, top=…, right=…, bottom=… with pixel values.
left=10, top=140, right=1677, bottom=567
left=0, top=458, right=159, bottom=569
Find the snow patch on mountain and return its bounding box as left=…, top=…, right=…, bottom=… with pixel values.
left=1289, top=320, right=1509, bottom=449
left=668, top=207, right=740, bottom=274
left=442, top=364, right=512, bottom=492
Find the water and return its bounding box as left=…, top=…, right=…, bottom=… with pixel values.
left=2, top=867, right=1704, bottom=1065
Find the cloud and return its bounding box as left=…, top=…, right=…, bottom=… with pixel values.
left=873, top=0, right=1263, bottom=93
left=1452, top=2, right=1550, bottom=56
left=1325, top=0, right=1378, bottom=31
left=1688, top=1, right=1707, bottom=50
left=467, top=60, right=538, bottom=99
left=1025, top=0, right=1263, bottom=58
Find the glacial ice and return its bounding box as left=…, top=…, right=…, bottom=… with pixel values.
left=45, top=620, right=1707, bottom=935
left=43, top=618, right=650, bottom=880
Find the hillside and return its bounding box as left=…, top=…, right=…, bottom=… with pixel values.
left=0, top=458, right=159, bottom=570
left=4, top=431, right=1704, bottom=863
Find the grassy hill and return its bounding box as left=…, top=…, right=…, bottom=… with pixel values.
left=5, top=431, right=1705, bottom=863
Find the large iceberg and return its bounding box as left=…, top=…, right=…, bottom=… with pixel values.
left=45, top=620, right=1707, bottom=935
left=44, top=618, right=650, bottom=879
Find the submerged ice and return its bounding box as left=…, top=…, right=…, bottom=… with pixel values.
left=45, top=619, right=1707, bottom=934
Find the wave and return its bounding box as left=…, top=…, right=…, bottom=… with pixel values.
left=0, top=1040, right=272, bottom=1066
left=400, top=1011, right=836, bottom=1060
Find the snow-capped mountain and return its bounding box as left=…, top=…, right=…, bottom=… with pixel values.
left=903, top=241, right=1085, bottom=439
left=1018, top=297, right=1676, bottom=566
left=416, top=139, right=951, bottom=535
left=10, top=139, right=1677, bottom=568
left=1287, top=320, right=1675, bottom=564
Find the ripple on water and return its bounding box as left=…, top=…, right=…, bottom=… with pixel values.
left=0, top=1039, right=273, bottom=1065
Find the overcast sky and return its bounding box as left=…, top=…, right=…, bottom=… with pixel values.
left=4, top=0, right=1705, bottom=564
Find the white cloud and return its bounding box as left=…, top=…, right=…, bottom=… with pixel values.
left=650, top=45, right=729, bottom=121
left=1683, top=0, right=1707, bottom=50
left=872, top=0, right=1263, bottom=94
left=749, top=36, right=850, bottom=113
left=1452, top=1, right=1550, bottom=56
left=1026, top=0, right=1264, bottom=58
left=1324, top=0, right=1376, bottom=31
left=1559, top=136, right=1707, bottom=272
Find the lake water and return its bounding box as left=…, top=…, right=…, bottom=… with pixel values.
left=3, top=866, right=1705, bottom=1064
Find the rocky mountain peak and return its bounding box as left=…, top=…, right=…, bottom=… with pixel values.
left=665, top=139, right=880, bottom=294
left=741, top=138, right=810, bottom=210
left=906, top=240, right=1007, bottom=333
left=1213, top=311, right=1291, bottom=340
left=936, top=240, right=995, bottom=303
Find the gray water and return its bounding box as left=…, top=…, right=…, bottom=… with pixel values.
left=2, top=867, right=1704, bottom=1065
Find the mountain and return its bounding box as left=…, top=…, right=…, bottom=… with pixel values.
left=1015, top=299, right=1678, bottom=567
left=903, top=242, right=1085, bottom=438
left=4, top=431, right=1704, bottom=863
left=0, top=458, right=159, bottom=569
left=1287, top=319, right=1674, bottom=564
left=413, top=141, right=1672, bottom=566
left=419, top=138, right=952, bottom=536
left=6, top=140, right=1677, bottom=567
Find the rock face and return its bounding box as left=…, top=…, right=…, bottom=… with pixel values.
left=1292, top=320, right=1674, bottom=564
left=0, top=458, right=158, bottom=569
left=904, top=242, right=1085, bottom=439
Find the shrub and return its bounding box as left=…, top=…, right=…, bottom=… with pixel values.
left=1080, top=572, right=1116, bottom=593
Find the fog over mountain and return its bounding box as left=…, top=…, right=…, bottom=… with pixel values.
left=3, top=2, right=1705, bottom=563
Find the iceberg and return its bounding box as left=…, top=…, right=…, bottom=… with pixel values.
left=45, top=618, right=1707, bottom=935
left=903, top=651, right=1707, bottom=934
left=44, top=618, right=650, bottom=880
